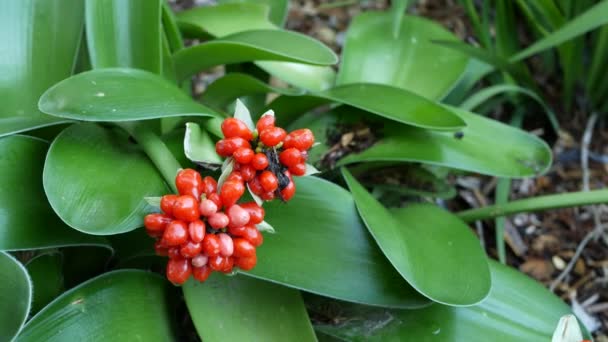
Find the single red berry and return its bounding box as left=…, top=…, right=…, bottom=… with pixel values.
left=240, top=164, right=256, bottom=181
left=256, top=114, right=275, bottom=133
left=199, top=199, right=218, bottom=217
left=192, top=265, right=212, bottom=282
left=228, top=225, right=247, bottom=236
left=208, top=212, right=229, bottom=229
left=166, top=258, right=192, bottom=285
left=227, top=171, right=243, bottom=183
left=207, top=193, right=223, bottom=209
left=144, top=213, right=172, bottom=236
left=221, top=118, right=253, bottom=140
left=240, top=202, right=265, bottom=224
left=235, top=254, right=257, bottom=271
left=288, top=163, right=307, bottom=176
left=259, top=127, right=286, bottom=147
left=279, top=148, right=303, bottom=167
left=180, top=241, right=203, bottom=258
left=260, top=191, right=275, bottom=201
left=168, top=247, right=181, bottom=259
left=154, top=240, right=168, bottom=256
left=220, top=180, right=245, bottom=207
left=208, top=255, right=234, bottom=273
left=248, top=177, right=264, bottom=195
left=162, top=220, right=189, bottom=246
left=175, top=169, right=202, bottom=199
left=173, top=195, right=200, bottom=221
left=251, top=153, right=269, bottom=170
left=284, top=128, right=315, bottom=151
left=218, top=233, right=234, bottom=257
left=188, top=220, right=205, bottom=243
left=215, top=137, right=251, bottom=157
left=227, top=205, right=250, bottom=228
left=160, top=194, right=179, bottom=216
left=243, top=225, right=263, bottom=247
left=202, top=234, right=221, bottom=257
left=201, top=176, right=217, bottom=197
left=233, top=238, right=256, bottom=258
left=191, top=254, right=208, bottom=268
left=280, top=179, right=296, bottom=201
left=233, top=147, right=254, bottom=164
left=259, top=171, right=278, bottom=192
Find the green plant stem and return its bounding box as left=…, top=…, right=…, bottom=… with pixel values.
left=494, top=178, right=510, bottom=264
left=458, top=189, right=608, bottom=222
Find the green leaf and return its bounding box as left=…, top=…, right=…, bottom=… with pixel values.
left=174, top=29, right=338, bottom=81
left=0, top=252, right=31, bottom=342
left=216, top=0, right=289, bottom=26
left=339, top=107, right=552, bottom=178
left=85, top=0, right=162, bottom=73
left=184, top=274, right=316, bottom=341
left=25, top=253, right=64, bottom=314
left=338, top=12, right=468, bottom=100
left=342, top=169, right=491, bottom=306
left=0, top=0, right=84, bottom=137
left=18, top=270, right=175, bottom=341
left=245, top=176, right=429, bottom=309
left=313, top=260, right=586, bottom=341
left=0, top=135, right=109, bottom=251
left=39, top=68, right=221, bottom=122
left=43, top=123, right=169, bottom=235
left=184, top=122, right=222, bottom=167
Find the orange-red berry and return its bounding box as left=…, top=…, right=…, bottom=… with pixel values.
left=251, top=153, right=269, bottom=170
left=176, top=169, right=202, bottom=199
left=160, top=195, right=179, bottom=216
left=166, top=258, right=191, bottom=285
left=180, top=241, right=203, bottom=258
left=218, top=233, right=234, bottom=257
left=240, top=202, right=265, bottom=224
left=208, top=212, right=229, bottom=229
left=243, top=225, right=263, bottom=247
left=188, top=220, right=206, bottom=243
left=201, top=176, right=217, bottom=197
left=240, top=164, right=256, bottom=181
left=279, top=148, right=303, bottom=167
left=288, top=163, right=307, bottom=176
left=233, top=147, right=254, bottom=164
left=233, top=238, right=256, bottom=258
left=192, top=265, right=212, bottom=282
left=221, top=118, right=253, bottom=140
left=259, top=127, right=286, bottom=147
left=227, top=205, right=250, bottom=228
left=144, top=213, right=172, bottom=236
left=162, top=220, right=189, bottom=246
left=256, top=114, right=275, bottom=133
left=235, top=254, right=257, bottom=271
left=208, top=255, right=234, bottom=273
left=215, top=137, right=251, bottom=157
left=173, top=195, right=200, bottom=221
left=248, top=177, right=264, bottom=195
left=199, top=199, right=218, bottom=217
left=280, top=179, right=296, bottom=201
left=220, top=180, right=245, bottom=207
left=259, top=171, right=278, bottom=192
left=202, top=234, right=221, bottom=257
left=191, top=254, right=208, bottom=268
left=284, top=129, right=314, bottom=151
left=207, top=193, right=223, bottom=209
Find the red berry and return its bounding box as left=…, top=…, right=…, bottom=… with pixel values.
left=227, top=171, right=243, bottom=183
left=239, top=164, right=256, bottom=181
left=192, top=265, right=212, bottom=282
left=209, top=255, right=234, bottom=273
left=228, top=225, right=247, bottom=236
left=233, top=238, right=256, bottom=258
left=289, top=163, right=307, bottom=176
left=166, top=258, right=191, bottom=285
left=248, top=177, right=264, bottom=195
left=227, top=205, right=250, bottom=228
left=235, top=254, right=257, bottom=271
left=241, top=202, right=265, bottom=224
left=243, top=225, right=263, bottom=247
left=284, top=129, right=315, bottom=151
left=202, top=234, right=221, bottom=257
left=191, top=254, right=208, bottom=268
left=259, top=171, right=278, bottom=192
left=208, top=212, right=229, bottom=229
left=162, top=220, right=189, bottom=246
left=160, top=195, right=179, bottom=216
left=259, top=127, right=286, bottom=147
left=207, top=193, right=223, bottom=208
left=256, top=114, right=275, bottom=132
left=199, top=199, right=218, bottom=217
left=176, top=169, right=202, bottom=199
left=220, top=180, right=245, bottom=207
left=144, top=213, right=172, bottom=236
left=215, top=137, right=251, bottom=157
left=218, top=233, right=234, bottom=257
left=173, top=195, right=200, bottom=221
left=221, top=118, right=253, bottom=140
left=233, top=147, right=254, bottom=164
left=168, top=247, right=181, bottom=259
left=260, top=191, right=275, bottom=201
left=181, top=241, right=203, bottom=258
left=280, top=179, right=296, bottom=201
left=188, top=220, right=205, bottom=243
left=154, top=240, right=168, bottom=256
left=279, top=148, right=303, bottom=167
left=251, top=153, right=269, bottom=170
left=201, top=176, right=217, bottom=196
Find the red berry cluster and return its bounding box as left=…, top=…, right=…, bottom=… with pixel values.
left=144, top=169, right=264, bottom=285
left=216, top=114, right=315, bottom=202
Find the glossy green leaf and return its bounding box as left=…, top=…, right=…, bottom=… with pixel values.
left=0, top=252, right=31, bottom=342
left=245, top=176, right=429, bottom=309
left=338, top=12, right=468, bottom=100
left=85, top=0, right=162, bottom=73
left=342, top=169, right=491, bottom=306
left=0, top=135, right=109, bottom=251
left=18, top=270, right=175, bottom=341
left=25, top=253, right=64, bottom=314
left=216, top=0, right=288, bottom=26
left=184, top=274, right=316, bottom=341
left=257, top=61, right=337, bottom=92
left=174, top=29, right=337, bottom=81
left=340, top=107, right=552, bottom=178
left=0, top=0, right=84, bottom=137
left=39, top=68, right=221, bottom=122
left=313, top=261, right=587, bottom=341
left=43, top=123, right=169, bottom=235
left=184, top=122, right=222, bottom=167
left=202, top=73, right=304, bottom=110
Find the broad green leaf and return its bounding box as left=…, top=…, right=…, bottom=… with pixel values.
left=0, top=0, right=84, bottom=137
left=342, top=169, right=491, bottom=306
left=0, top=252, right=31, bottom=342
left=340, top=107, right=552, bottom=178
left=338, top=12, right=468, bottom=100
left=0, top=135, right=109, bottom=251
left=43, top=123, right=169, bottom=235
left=257, top=61, right=337, bottom=92
left=25, top=253, right=64, bottom=314
left=39, top=68, right=221, bottom=122
left=18, top=270, right=175, bottom=341
left=216, top=0, right=289, bottom=26
left=174, top=29, right=338, bottom=81
left=161, top=3, right=185, bottom=53
left=245, top=177, right=429, bottom=309
left=85, top=0, right=162, bottom=73
left=202, top=73, right=304, bottom=110
left=184, top=274, right=316, bottom=341
left=313, top=261, right=587, bottom=341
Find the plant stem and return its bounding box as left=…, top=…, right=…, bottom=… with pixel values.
left=458, top=189, right=608, bottom=222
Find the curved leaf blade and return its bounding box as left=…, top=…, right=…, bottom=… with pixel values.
left=25, top=253, right=64, bottom=314
left=216, top=0, right=289, bottom=26
left=0, top=252, right=31, bottom=342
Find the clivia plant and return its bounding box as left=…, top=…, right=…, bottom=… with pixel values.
left=0, top=0, right=604, bottom=341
